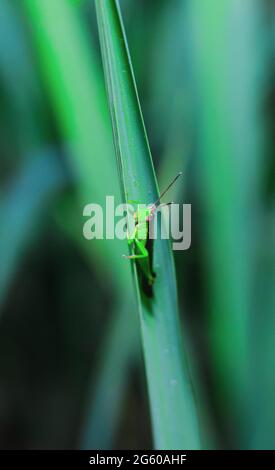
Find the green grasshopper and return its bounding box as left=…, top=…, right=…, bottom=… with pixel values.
left=123, top=172, right=182, bottom=289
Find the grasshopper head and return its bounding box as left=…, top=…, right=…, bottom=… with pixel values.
left=134, top=205, right=156, bottom=222
left=130, top=171, right=182, bottom=223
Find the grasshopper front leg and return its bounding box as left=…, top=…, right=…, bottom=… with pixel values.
left=124, top=238, right=149, bottom=259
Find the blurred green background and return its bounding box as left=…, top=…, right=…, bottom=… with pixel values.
left=0, top=0, right=274, bottom=449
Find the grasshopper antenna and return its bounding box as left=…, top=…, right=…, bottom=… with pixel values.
left=153, top=172, right=182, bottom=206
left=158, top=201, right=173, bottom=207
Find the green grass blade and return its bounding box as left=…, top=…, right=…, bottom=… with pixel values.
left=95, top=0, right=201, bottom=449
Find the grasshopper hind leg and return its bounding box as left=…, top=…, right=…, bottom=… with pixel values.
left=135, top=239, right=156, bottom=295
left=123, top=238, right=156, bottom=297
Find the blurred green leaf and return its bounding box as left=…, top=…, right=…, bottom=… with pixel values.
left=25, top=0, right=131, bottom=290
left=80, top=298, right=140, bottom=450
left=0, top=0, right=44, bottom=151
left=188, top=0, right=264, bottom=444
left=24, top=0, right=138, bottom=450
left=0, top=150, right=66, bottom=306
